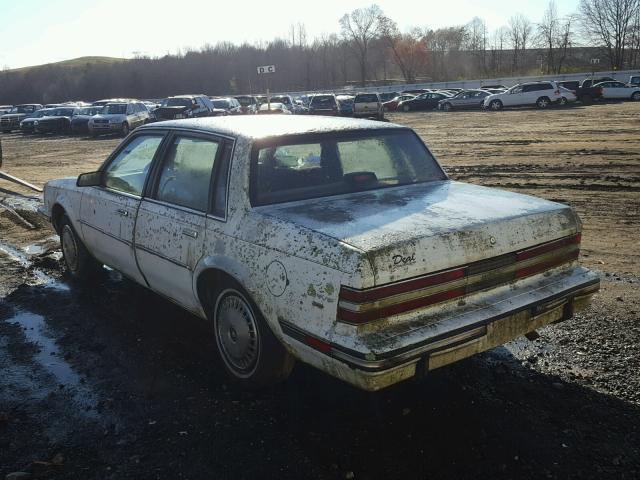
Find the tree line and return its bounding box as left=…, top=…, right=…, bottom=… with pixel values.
left=1, top=0, right=640, bottom=104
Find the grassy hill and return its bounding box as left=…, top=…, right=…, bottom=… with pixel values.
left=8, top=56, right=128, bottom=72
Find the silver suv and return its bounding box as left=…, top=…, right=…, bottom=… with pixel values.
left=88, top=101, right=150, bottom=136
left=353, top=93, right=384, bottom=120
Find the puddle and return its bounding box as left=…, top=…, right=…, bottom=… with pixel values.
left=8, top=310, right=99, bottom=416
left=24, top=244, right=45, bottom=255
left=0, top=241, right=67, bottom=290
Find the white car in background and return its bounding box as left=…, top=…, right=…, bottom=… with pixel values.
left=40, top=116, right=599, bottom=391
left=558, top=87, right=578, bottom=105
left=594, top=81, right=640, bottom=101
left=484, top=81, right=562, bottom=110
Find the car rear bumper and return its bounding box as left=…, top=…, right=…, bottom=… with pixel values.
left=280, top=266, right=599, bottom=391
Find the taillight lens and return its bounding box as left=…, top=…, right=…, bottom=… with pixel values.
left=337, top=233, right=582, bottom=325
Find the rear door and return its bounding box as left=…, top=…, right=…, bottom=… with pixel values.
left=79, top=133, right=166, bottom=284
left=134, top=132, right=226, bottom=311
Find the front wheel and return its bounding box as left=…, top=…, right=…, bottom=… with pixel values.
left=121, top=122, right=130, bottom=136
left=536, top=97, right=551, bottom=109
left=402, top=104, right=411, bottom=112
left=631, top=91, right=640, bottom=101
left=213, top=285, right=294, bottom=388
left=442, top=103, right=452, bottom=112
left=60, top=215, right=102, bottom=282
left=559, top=97, right=568, bottom=106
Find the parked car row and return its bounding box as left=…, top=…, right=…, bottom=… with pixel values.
left=2, top=75, right=638, bottom=137
left=0, top=94, right=286, bottom=137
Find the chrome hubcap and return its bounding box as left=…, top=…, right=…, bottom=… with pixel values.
left=61, top=225, right=78, bottom=272
left=216, top=291, right=259, bottom=376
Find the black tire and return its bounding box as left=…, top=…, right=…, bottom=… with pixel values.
left=59, top=215, right=102, bottom=282
left=402, top=104, right=411, bottom=112
left=581, top=94, right=593, bottom=105
left=442, top=102, right=453, bottom=112
left=489, top=100, right=503, bottom=111
left=121, top=122, right=130, bottom=137
left=631, top=91, right=640, bottom=101
left=536, top=97, right=551, bottom=109
left=2, top=129, right=11, bottom=134
left=212, top=282, right=294, bottom=389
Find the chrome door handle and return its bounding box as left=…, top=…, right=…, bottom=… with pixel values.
left=182, top=228, right=198, bottom=239
left=116, top=208, right=129, bottom=217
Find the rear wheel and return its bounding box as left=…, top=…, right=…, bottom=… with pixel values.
left=631, top=91, right=640, bottom=101
left=59, top=215, right=102, bottom=282
left=212, top=284, right=294, bottom=388
left=489, top=100, right=503, bottom=111
left=536, top=97, right=551, bottom=109
left=581, top=94, right=593, bottom=105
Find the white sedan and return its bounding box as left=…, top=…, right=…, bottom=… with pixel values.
left=594, top=81, right=640, bottom=100
left=40, top=116, right=599, bottom=391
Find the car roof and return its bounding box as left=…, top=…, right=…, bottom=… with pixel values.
left=138, top=115, right=406, bottom=140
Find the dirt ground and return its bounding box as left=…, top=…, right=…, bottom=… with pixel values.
left=0, top=103, right=639, bottom=479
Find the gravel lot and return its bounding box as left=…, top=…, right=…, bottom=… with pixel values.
left=0, top=102, right=639, bottom=479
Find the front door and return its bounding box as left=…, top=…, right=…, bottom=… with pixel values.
left=79, top=133, right=165, bottom=284
left=135, top=133, right=221, bottom=311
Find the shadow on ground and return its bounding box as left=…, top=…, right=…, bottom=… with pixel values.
left=1, top=272, right=638, bottom=480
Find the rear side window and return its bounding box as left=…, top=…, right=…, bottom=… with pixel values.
left=104, top=135, right=164, bottom=196
left=156, top=136, right=220, bottom=211
left=252, top=130, right=446, bottom=206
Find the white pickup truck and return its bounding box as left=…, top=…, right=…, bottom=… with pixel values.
left=40, top=116, right=599, bottom=391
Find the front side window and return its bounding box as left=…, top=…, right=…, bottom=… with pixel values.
left=156, top=136, right=220, bottom=211
left=104, top=135, right=164, bottom=195
left=252, top=130, right=446, bottom=206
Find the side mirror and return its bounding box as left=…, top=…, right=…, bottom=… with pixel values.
left=77, top=171, right=102, bottom=187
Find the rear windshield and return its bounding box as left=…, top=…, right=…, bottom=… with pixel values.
left=355, top=94, right=378, bottom=103
left=310, top=96, right=336, bottom=106
left=251, top=130, right=446, bottom=206
left=103, top=104, right=127, bottom=114
left=235, top=97, right=254, bottom=106
left=163, top=98, right=193, bottom=107
left=270, top=96, right=290, bottom=105
left=212, top=100, right=230, bottom=109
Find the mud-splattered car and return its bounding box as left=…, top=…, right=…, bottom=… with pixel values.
left=40, top=116, right=600, bottom=391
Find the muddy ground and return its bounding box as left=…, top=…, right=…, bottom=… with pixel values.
left=0, top=103, right=638, bottom=479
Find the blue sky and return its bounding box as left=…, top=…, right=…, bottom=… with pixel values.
left=0, top=0, right=580, bottom=69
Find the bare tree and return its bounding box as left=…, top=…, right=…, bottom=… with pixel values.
left=465, top=17, right=488, bottom=74
left=339, top=4, right=384, bottom=86
left=579, top=0, right=640, bottom=69
left=379, top=16, right=428, bottom=83
left=509, top=14, right=533, bottom=72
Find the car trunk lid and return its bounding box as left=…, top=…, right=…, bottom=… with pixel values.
left=257, top=181, right=579, bottom=288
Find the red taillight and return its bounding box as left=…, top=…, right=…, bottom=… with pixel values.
left=337, top=233, right=582, bottom=325
left=339, top=267, right=465, bottom=303
left=516, top=233, right=580, bottom=261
